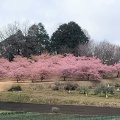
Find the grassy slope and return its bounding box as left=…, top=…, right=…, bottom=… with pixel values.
left=0, top=90, right=120, bottom=108
left=0, top=78, right=120, bottom=108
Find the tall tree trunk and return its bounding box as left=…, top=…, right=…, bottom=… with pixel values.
left=63, top=76, right=66, bottom=81
left=117, top=72, right=119, bottom=77
left=41, top=76, right=44, bottom=82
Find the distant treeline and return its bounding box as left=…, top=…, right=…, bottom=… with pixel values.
left=0, top=21, right=120, bottom=65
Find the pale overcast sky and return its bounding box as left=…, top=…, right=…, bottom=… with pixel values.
left=0, top=0, right=120, bottom=44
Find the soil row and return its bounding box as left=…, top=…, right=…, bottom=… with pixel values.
left=0, top=102, right=120, bottom=116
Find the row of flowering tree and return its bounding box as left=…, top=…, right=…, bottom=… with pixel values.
left=0, top=54, right=119, bottom=82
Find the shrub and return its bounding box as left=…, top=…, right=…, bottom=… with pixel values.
left=8, top=85, right=22, bottom=91
left=77, top=86, right=90, bottom=96
left=64, top=82, right=78, bottom=90
left=53, top=82, right=78, bottom=91
left=108, top=87, right=114, bottom=95
left=94, top=85, right=114, bottom=98
left=94, top=87, right=102, bottom=95
left=52, top=86, right=59, bottom=90
left=52, top=82, right=66, bottom=90
left=94, top=85, right=104, bottom=95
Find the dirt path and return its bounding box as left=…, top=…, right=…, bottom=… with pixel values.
left=0, top=102, right=120, bottom=116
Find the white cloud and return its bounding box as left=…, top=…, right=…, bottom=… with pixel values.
left=0, top=0, right=120, bottom=44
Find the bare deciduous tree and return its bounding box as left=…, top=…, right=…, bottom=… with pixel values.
left=94, top=41, right=120, bottom=65
left=1, top=21, right=30, bottom=40
left=76, top=40, right=95, bottom=57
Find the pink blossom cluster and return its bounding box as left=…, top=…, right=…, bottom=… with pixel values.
left=0, top=54, right=119, bottom=82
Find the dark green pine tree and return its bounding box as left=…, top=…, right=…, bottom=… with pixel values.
left=50, top=21, right=89, bottom=55
left=25, top=23, right=50, bottom=56
left=36, top=23, right=50, bottom=54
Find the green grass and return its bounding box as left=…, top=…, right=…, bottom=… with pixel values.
left=0, top=112, right=120, bottom=120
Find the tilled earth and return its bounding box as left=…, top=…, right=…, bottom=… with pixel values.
left=0, top=102, right=120, bottom=116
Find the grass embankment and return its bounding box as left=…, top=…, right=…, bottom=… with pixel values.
left=0, top=78, right=120, bottom=108
left=0, top=89, right=120, bottom=108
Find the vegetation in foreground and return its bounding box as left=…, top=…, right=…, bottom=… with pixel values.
left=0, top=112, right=120, bottom=120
